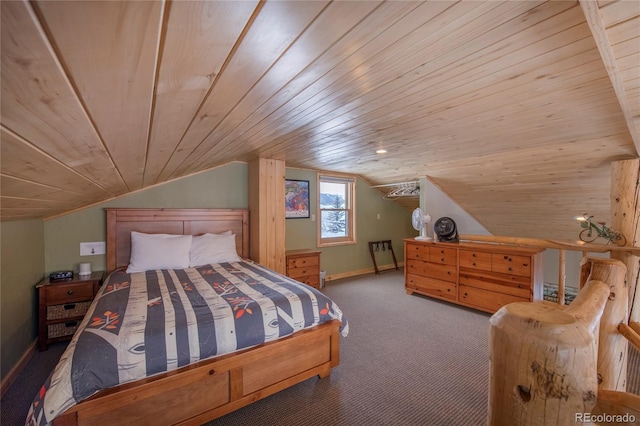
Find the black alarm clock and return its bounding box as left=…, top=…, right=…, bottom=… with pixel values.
left=434, top=217, right=459, bottom=243
left=49, top=270, right=73, bottom=281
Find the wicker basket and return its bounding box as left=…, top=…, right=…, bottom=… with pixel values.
left=47, top=301, right=91, bottom=320
left=48, top=321, right=79, bottom=339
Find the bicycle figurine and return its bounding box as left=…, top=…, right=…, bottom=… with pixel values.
left=575, top=214, right=627, bottom=246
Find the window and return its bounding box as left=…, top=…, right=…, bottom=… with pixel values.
left=318, top=174, right=356, bottom=246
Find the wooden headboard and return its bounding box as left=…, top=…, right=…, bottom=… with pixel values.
left=106, top=208, right=249, bottom=273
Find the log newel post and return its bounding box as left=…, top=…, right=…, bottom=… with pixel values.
left=610, top=159, right=639, bottom=324
left=488, top=258, right=627, bottom=425
left=582, top=258, right=628, bottom=393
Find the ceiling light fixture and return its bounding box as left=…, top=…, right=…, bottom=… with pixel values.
left=376, top=149, right=387, bottom=154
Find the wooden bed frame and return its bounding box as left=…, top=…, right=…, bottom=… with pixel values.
left=54, top=208, right=341, bottom=425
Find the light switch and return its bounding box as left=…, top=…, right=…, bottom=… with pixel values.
left=80, top=241, right=105, bottom=256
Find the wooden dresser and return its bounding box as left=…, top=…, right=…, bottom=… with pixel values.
left=285, top=249, right=321, bottom=289
left=37, top=271, right=104, bottom=350
left=404, top=240, right=544, bottom=314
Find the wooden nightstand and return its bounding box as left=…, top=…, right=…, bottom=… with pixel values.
left=37, top=271, right=104, bottom=351
left=285, top=249, right=321, bottom=289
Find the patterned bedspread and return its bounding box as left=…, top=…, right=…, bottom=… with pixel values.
left=26, top=261, right=348, bottom=425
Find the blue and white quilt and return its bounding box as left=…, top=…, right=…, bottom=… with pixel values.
left=26, top=261, right=348, bottom=425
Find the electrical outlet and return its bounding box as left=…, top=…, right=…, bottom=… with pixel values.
left=80, top=241, right=105, bottom=256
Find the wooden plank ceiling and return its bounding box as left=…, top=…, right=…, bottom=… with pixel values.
left=1, top=0, right=638, bottom=240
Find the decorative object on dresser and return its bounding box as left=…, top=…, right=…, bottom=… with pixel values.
left=411, top=207, right=432, bottom=241
left=37, top=271, right=104, bottom=351
left=285, top=249, right=321, bottom=288
left=433, top=217, right=459, bottom=242
left=404, top=240, right=544, bottom=314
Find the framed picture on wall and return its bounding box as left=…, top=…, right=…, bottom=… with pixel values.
left=285, top=179, right=310, bottom=219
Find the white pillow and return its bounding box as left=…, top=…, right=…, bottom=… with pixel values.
left=126, top=232, right=193, bottom=273
left=189, top=233, right=241, bottom=267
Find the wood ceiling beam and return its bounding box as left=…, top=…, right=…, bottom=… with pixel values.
left=579, top=0, right=640, bottom=155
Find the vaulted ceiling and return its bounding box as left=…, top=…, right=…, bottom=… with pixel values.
left=1, top=0, right=638, bottom=240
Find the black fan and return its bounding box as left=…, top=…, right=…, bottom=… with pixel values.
left=434, top=217, right=459, bottom=242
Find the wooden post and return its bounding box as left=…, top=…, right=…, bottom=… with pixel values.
left=248, top=158, right=286, bottom=273
left=581, top=257, right=628, bottom=392
left=558, top=249, right=566, bottom=305
left=610, top=159, right=639, bottom=324
left=488, top=280, right=609, bottom=425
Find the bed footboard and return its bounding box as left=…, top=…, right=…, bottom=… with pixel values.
left=54, top=320, right=341, bottom=426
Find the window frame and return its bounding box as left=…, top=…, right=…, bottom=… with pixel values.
left=317, top=173, right=356, bottom=247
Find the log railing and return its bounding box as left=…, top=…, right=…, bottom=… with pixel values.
left=488, top=256, right=636, bottom=425
left=462, top=157, right=638, bottom=424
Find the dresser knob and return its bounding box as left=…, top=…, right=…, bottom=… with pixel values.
left=508, top=267, right=512, bottom=271
left=472, top=262, right=476, bottom=266
left=472, top=253, right=476, bottom=257
left=67, top=290, right=73, bottom=295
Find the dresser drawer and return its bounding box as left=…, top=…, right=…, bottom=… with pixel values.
left=406, top=259, right=456, bottom=282
left=424, top=263, right=456, bottom=283
left=429, top=247, right=456, bottom=265
left=405, top=243, right=430, bottom=261
left=287, top=255, right=319, bottom=269
left=458, top=284, right=528, bottom=313
left=45, top=282, right=95, bottom=304
left=459, top=250, right=491, bottom=271
left=491, top=254, right=531, bottom=277
left=406, top=274, right=456, bottom=301
left=406, top=259, right=428, bottom=276
left=459, top=272, right=531, bottom=299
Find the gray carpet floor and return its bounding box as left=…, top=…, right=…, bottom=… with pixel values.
left=3, top=269, right=638, bottom=425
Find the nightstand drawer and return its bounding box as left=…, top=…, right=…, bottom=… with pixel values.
left=47, top=301, right=92, bottom=320
left=287, top=256, right=319, bottom=269
left=288, top=265, right=320, bottom=279
left=48, top=321, right=80, bottom=339
left=46, top=283, right=95, bottom=304
left=296, top=274, right=320, bottom=288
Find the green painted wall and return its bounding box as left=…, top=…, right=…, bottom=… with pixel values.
left=45, top=163, right=248, bottom=274
left=286, top=169, right=414, bottom=277
left=2, top=162, right=412, bottom=379
left=1, top=219, right=45, bottom=381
